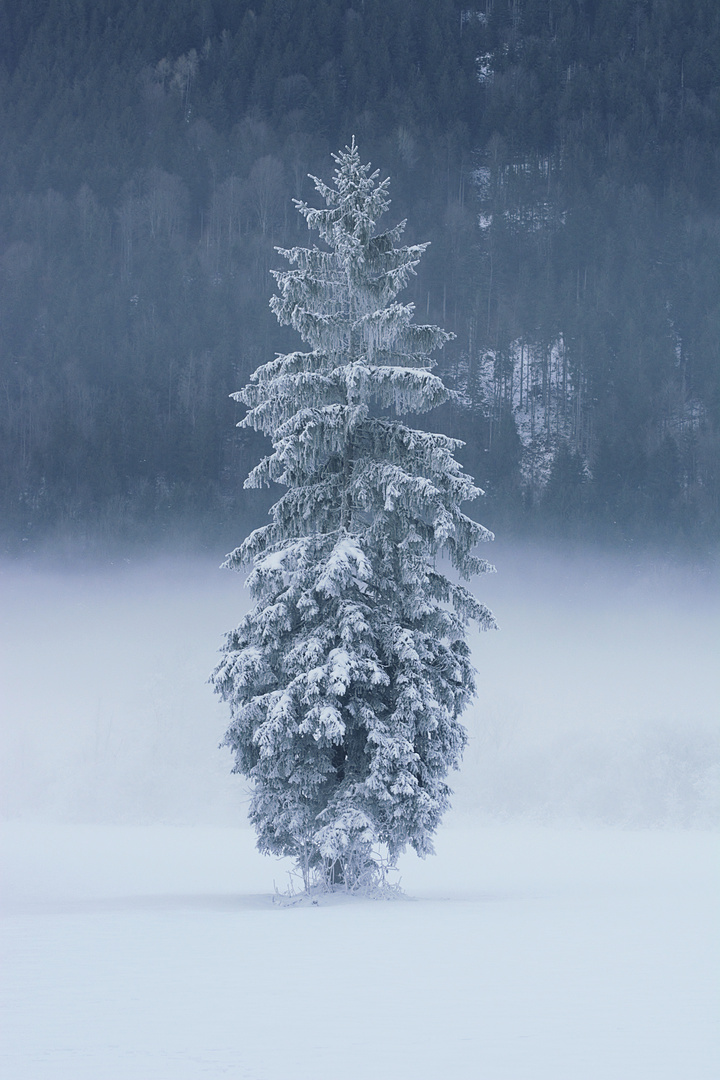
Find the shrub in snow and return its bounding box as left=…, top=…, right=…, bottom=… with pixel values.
left=212, top=142, right=496, bottom=890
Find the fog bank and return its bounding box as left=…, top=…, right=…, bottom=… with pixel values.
left=1, top=543, right=717, bottom=828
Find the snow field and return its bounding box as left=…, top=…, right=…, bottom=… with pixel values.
left=1, top=545, right=718, bottom=1077
left=1, top=822, right=718, bottom=1080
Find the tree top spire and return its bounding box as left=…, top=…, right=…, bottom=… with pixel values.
left=296, top=141, right=391, bottom=245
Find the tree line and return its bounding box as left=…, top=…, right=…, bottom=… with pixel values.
left=1, top=0, right=718, bottom=550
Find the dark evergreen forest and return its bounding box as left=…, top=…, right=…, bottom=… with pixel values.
left=1, top=0, right=718, bottom=551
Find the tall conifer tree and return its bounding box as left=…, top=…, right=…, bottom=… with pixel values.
left=212, top=143, right=496, bottom=889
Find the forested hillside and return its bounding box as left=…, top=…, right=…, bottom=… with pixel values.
left=1, top=0, right=718, bottom=550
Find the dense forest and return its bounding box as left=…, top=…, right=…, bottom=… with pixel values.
left=1, top=0, right=718, bottom=552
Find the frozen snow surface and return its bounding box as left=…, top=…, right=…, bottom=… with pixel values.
left=1, top=542, right=719, bottom=1077
left=2, top=822, right=718, bottom=1080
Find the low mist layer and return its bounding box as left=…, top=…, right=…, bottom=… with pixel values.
left=1, top=544, right=717, bottom=828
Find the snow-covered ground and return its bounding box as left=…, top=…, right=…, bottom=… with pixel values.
left=2, top=820, right=717, bottom=1080
left=1, top=543, right=718, bottom=1078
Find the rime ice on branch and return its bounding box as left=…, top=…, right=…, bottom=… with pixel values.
left=212, top=142, right=496, bottom=890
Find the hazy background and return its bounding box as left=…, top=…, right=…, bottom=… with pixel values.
left=2, top=4, right=718, bottom=831
left=2, top=541, right=717, bottom=831
left=2, top=0, right=719, bottom=552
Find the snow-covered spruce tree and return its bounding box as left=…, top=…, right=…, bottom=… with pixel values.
left=212, top=142, right=496, bottom=890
